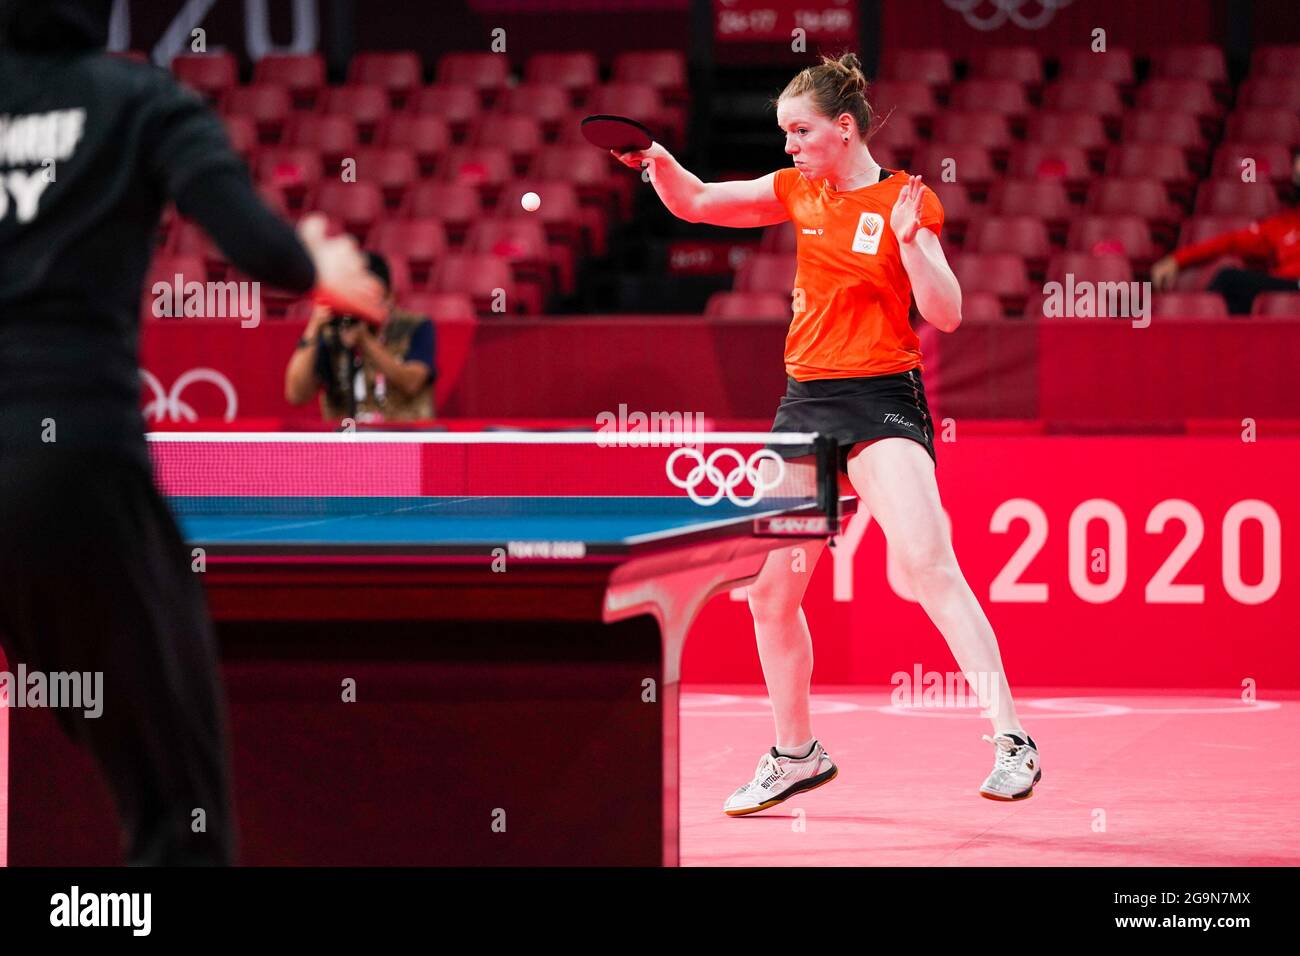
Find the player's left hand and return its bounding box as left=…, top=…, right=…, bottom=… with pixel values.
left=889, top=173, right=925, bottom=245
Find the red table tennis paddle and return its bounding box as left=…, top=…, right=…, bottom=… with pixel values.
left=580, top=114, right=654, bottom=154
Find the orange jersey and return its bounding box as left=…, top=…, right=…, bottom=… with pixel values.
left=772, top=166, right=944, bottom=380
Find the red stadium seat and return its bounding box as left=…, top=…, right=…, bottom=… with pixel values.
left=435, top=53, right=510, bottom=102
left=528, top=145, right=625, bottom=216
left=1105, top=144, right=1192, bottom=195
left=966, top=216, right=1051, bottom=266
left=221, top=84, right=293, bottom=143
left=349, top=51, right=424, bottom=107
left=968, top=46, right=1042, bottom=86
left=525, top=52, right=599, bottom=103
left=319, top=85, right=391, bottom=140
left=495, top=83, right=572, bottom=133
left=1041, top=80, right=1125, bottom=119
left=430, top=253, right=521, bottom=313
left=733, top=253, right=797, bottom=295
left=284, top=114, right=358, bottom=166
left=1194, top=180, right=1282, bottom=218
left=988, top=179, right=1074, bottom=223
left=587, top=82, right=663, bottom=120
left=309, top=181, right=385, bottom=241
left=1152, top=292, right=1230, bottom=318
left=1250, top=45, right=1300, bottom=77
left=1211, top=142, right=1294, bottom=183
left=436, top=146, right=515, bottom=205
left=1121, top=110, right=1203, bottom=149
left=172, top=53, right=238, bottom=100
left=931, top=112, right=1013, bottom=150
left=468, top=114, right=545, bottom=171
left=465, top=219, right=558, bottom=309
left=1058, top=48, right=1134, bottom=85
left=590, top=83, right=683, bottom=148
left=1251, top=292, right=1300, bottom=317
left=353, top=147, right=420, bottom=207
left=1237, top=77, right=1300, bottom=111
left=253, top=54, right=325, bottom=107
left=929, top=182, right=973, bottom=246
left=1136, top=78, right=1220, bottom=118
left=1067, top=215, right=1156, bottom=264
left=867, top=114, right=920, bottom=163
left=868, top=80, right=938, bottom=124
left=409, top=84, right=484, bottom=136
left=369, top=218, right=448, bottom=285
left=252, top=147, right=324, bottom=208
left=960, top=291, right=1007, bottom=322
left=1151, top=45, right=1227, bottom=84
left=1007, top=144, right=1091, bottom=188
left=166, top=222, right=227, bottom=276
left=1025, top=111, right=1109, bottom=151
left=399, top=292, right=477, bottom=322
left=1225, top=108, right=1300, bottom=146
left=760, top=222, right=797, bottom=254
left=879, top=49, right=953, bottom=87
left=1044, top=252, right=1133, bottom=284
left=909, top=144, right=996, bottom=189
left=401, top=181, right=484, bottom=241
left=704, top=291, right=791, bottom=320
left=496, top=179, right=589, bottom=255
left=221, top=115, right=258, bottom=159
left=378, top=114, right=451, bottom=173
left=1177, top=215, right=1253, bottom=247
left=611, top=50, right=688, bottom=105
left=382, top=252, right=414, bottom=300
left=950, top=253, right=1030, bottom=302
left=1086, top=178, right=1179, bottom=226
left=948, top=80, right=1030, bottom=116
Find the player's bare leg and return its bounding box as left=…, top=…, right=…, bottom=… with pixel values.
left=844, top=437, right=1040, bottom=799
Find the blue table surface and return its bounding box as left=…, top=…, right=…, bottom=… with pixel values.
left=168, top=495, right=817, bottom=546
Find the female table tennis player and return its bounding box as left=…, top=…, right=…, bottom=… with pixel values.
left=611, top=53, right=1040, bottom=814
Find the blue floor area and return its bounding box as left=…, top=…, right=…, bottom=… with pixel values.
left=168, top=495, right=814, bottom=546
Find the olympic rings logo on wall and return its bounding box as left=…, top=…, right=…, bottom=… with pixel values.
left=942, top=0, right=1075, bottom=31
left=666, top=447, right=786, bottom=507
left=140, top=368, right=239, bottom=423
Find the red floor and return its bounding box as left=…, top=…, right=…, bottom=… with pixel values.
left=681, top=685, right=1300, bottom=867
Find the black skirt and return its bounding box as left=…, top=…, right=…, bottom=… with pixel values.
left=768, top=367, right=937, bottom=475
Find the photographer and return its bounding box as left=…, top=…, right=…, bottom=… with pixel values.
left=284, top=251, right=436, bottom=421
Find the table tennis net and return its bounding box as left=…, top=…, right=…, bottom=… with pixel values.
left=148, top=432, right=832, bottom=517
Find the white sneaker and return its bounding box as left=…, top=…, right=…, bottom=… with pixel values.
left=722, top=741, right=838, bottom=816
left=979, top=731, right=1041, bottom=801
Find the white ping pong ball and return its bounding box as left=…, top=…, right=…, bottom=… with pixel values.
left=521, top=191, right=541, bottom=212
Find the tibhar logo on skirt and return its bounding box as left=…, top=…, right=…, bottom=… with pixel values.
left=853, top=213, right=884, bottom=255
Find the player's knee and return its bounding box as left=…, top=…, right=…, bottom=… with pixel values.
left=899, top=546, right=960, bottom=595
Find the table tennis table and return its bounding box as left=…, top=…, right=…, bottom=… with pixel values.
left=1, top=431, right=851, bottom=867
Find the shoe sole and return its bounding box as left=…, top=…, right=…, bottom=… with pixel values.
left=724, top=766, right=838, bottom=816
left=979, top=769, right=1042, bottom=801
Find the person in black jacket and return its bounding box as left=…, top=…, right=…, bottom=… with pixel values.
left=0, top=0, right=383, bottom=864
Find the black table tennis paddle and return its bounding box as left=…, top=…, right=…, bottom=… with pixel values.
left=580, top=114, right=654, bottom=154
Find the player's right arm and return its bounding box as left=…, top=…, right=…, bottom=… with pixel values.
left=611, top=144, right=789, bottom=228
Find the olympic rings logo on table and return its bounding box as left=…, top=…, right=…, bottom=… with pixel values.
left=666, top=446, right=786, bottom=507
